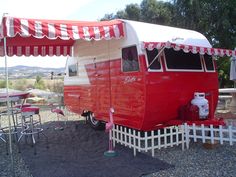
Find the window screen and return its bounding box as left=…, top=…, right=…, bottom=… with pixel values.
left=68, top=63, right=78, bottom=77
left=122, top=46, right=139, bottom=72
left=203, top=54, right=214, bottom=71
left=165, top=48, right=202, bottom=70
left=146, top=48, right=161, bottom=70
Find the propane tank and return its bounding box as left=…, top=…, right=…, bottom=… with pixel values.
left=191, top=92, right=209, bottom=119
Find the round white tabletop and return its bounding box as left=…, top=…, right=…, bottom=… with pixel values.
left=219, top=88, right=236, bottom=93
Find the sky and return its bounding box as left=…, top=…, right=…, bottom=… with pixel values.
left=0, top=0, right=143, bottom=68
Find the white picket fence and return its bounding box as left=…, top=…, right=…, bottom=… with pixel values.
left=185, top=123, right=236, bottom=149
left=111, top=124, right=185, bottom=157
left=111, top=123, right=236, bottom=157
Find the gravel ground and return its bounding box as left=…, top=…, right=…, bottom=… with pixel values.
left=145, top=142, right=236, bottom=177
left=0, top=143, right=32, bottom=177
left=0, top=108, right=236, bottom=177
left=0, top=108, right=79, bottom=177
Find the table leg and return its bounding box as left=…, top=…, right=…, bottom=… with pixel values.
left=229, top=93, right=236, bottom=113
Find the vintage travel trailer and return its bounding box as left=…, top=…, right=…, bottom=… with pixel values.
left=1, top=16, right=235, bottom=157
left=63, top=20, right=225, bottom=131
left=0, top=16, right=233, bottom=132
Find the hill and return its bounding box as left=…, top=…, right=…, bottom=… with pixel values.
left=0, top=65, right=65, bottom=79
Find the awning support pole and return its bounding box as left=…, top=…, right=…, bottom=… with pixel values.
left=4, top=36, right=15, bottom=177
left=147, top=46, right=165, bottom=70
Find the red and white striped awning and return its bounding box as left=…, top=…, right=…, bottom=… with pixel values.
left=0, top=16, right=125, bottom=57
left=142, top=42, right=236, bottom=57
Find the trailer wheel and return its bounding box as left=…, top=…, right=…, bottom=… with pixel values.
left=88, top=112, right=105, bottom=130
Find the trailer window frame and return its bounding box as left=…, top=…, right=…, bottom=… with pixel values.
left=121, top=45, right=140, bottom=73
left=145, top=48, right=163, bottom=72
left=202, top=54, right=215, bottom=72
left=68, top=63, right=78, bottom=77
left=163, top=48, right=204, bottom=72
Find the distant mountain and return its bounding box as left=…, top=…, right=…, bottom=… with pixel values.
left=0, top=65, right=65, bottom=79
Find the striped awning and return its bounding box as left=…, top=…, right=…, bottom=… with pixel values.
left=142, top=42, right=236, bottom=57
left=0, top=16, right=125, bottom=57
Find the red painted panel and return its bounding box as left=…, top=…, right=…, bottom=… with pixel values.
left=139, top=55, right=219, bottom=130
left=64, top=85, right=95, bottom=114
left=64, top=58, right=146, bottom=128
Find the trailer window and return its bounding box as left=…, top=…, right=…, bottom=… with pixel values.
left=203, top=54, right=214, bottom=71
left=122, top=46, right=139, bottom=72
left=68, top=63, right=78, bottom=77
left=146, top=48, right=161, bottom=70
left=164, top=48, right=202, bottom=70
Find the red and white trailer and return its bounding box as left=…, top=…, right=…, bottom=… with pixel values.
left=64, top=20, right=234, bottom=131
left=0, top=16, right=235, bottom=154
left=0, top=16, right=234, bottom=131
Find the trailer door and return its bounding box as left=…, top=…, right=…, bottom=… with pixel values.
left=94, top=57, right=111, bottom=119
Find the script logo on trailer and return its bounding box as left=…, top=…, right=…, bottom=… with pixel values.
left=68, top=94, right=80, bottom=98
left=124, top=76, right=137, bottom=84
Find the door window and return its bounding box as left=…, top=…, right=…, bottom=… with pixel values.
left=68, top=63, right=78, bottom=77
left=122, top=46, right=139, bottom=72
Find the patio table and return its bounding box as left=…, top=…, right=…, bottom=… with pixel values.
left=0, top=92, right=29, bottom=153
left=219, top=88, right=236, bottom=113
left=0, top=92, right=29, bottom=125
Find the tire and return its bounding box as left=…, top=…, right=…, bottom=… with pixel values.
left=87, top=112, right=105, bottom=130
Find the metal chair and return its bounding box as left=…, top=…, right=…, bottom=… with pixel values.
left=0, top=112, right=9, bottom=154
left=18, top=106, right=48, bottom=154
left=0, top=104, right=20, bottom=155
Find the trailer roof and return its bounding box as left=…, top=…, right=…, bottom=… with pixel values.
left=124, top=20, right=211, bottom=47
left=125, top=20, right=235, bottom=57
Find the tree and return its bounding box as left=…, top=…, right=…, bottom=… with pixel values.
left=0, top=80, right=6, bottom=88
left=172, top=0, right=236, bottom=49
left=34, top=76, right=46, bottom=90
left=171, top=0, right=203, bottom=30
left=140, top=0, right=173, bottom=25
left=0, top=80, right=13, bottom=89
left=100, top=13, right=116, bottom=21
left=171, top=0, right=236, bottom=87
left=100, top=4, right=141, bottom=21
left=124, top=4, right=141, bottom=21
left=116, top=10, right=127, bottom=19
